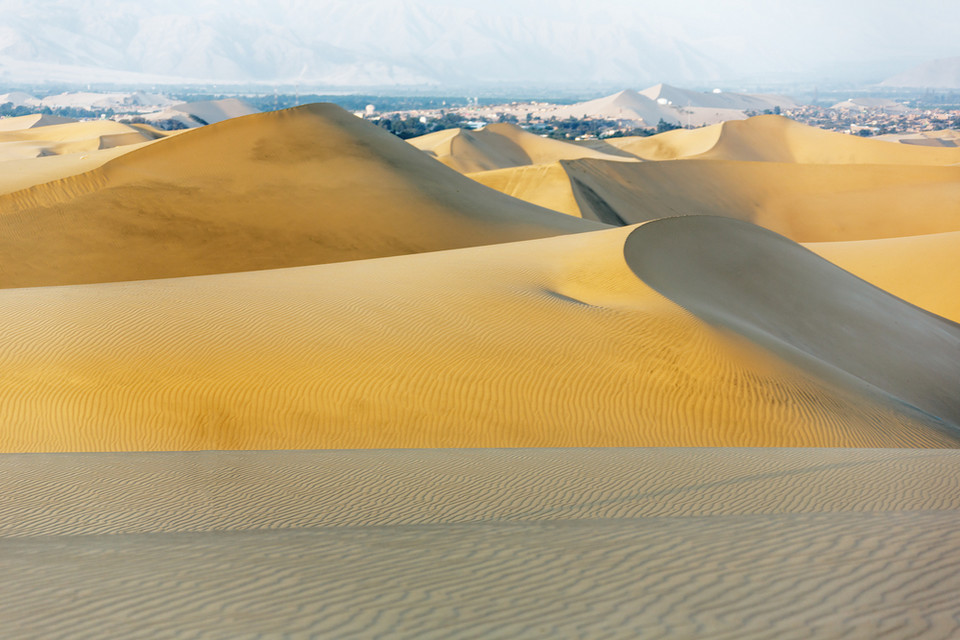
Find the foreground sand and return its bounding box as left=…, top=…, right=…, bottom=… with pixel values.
left=2, top=220, right=957, bottom=452
left=3, top=447, right=959, bottom=638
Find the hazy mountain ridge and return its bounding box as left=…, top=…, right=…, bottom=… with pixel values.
left=0, top=0, right=725, bottom=86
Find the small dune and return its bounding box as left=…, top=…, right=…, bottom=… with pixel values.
left=807, top=229, right=960, bottom=323
left=409, top=121, right=631, bottom=172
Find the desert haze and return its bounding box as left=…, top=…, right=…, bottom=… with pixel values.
left=1, top=99, right=959, bottom=638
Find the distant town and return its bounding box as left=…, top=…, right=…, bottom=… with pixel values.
left=2, top=84, right=959, bottom=144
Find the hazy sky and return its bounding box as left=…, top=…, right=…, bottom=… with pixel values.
left=1, top=0, right=958, bottom=86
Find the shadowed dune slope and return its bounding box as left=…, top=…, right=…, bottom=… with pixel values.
left=625, top=216, right=960, bottom=427
left=559, top=158, right=960, bottom=241
left=808, top=230, right=960, bottom=323
left=409, top=122, right=630, bottom=173
left=0, top=225, right=955, bottom=452
left=0, top=104, right=600, bottom=288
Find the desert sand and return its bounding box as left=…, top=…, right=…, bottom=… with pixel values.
left=1, top=221, right=957, bottom=452
left=0, top=104, right=599, bottom=288
left=409, top=121, right=632, bottom=172
left=2, top=103, right=959, bottom=638
left=450, top=116, right=960, bottom=242
left=3, top=448, right=960, bottom=638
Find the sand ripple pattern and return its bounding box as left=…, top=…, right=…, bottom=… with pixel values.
left=0, top=226, right=953, bottom=451
left=2, top=448, right=959, bottom=638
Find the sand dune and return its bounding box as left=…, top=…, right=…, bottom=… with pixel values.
left=0, top=143, right=155, bottom=195
left=0, top=103, right=599, bottom=289
left=1, top=223, right=955, bottom=453
left=490, top=157, right=960, bottom=241
left=0, top=119, right=151, bottom=160
left=468, top=161, right=584, bottom=217
left=0, top=112, right=76, bottom=132
left=3, top=448, right=960, bottom=638
left=627, top=216, right=960, bottom=427
left=694, top=115, right=960, bottom=164
left=409, top=122, right=630, bottom=173
left=808, top=229, right=960, bottom=323
left=579, top=115, right=960, bottom=165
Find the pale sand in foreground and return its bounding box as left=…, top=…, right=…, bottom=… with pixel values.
left=2, top=448, right=959, bottom=638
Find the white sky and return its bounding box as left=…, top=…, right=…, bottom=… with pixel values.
left=2, top=0, right=958, bottom=84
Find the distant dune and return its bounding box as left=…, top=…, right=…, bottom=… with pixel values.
left=591, top=115, right=960, bottom=164
left=881, top=56, right=960, bottom=88
left=453, top=116, right=960, bottom=242
left=1, top=223, right=955, bottom=452
left=409, top=122, right=631, bottom=173
left=0, top=113, right=76, bottom=132
left=0, top=103, right=599, bottom=288
left=0, top=119, right=152, bottom=160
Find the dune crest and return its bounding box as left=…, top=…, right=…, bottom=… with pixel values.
left=807, top=230, right=960, bottom=323
left=1, top=225, right=954, bottom=452
left=409, top=122, right=631, bottom=173
left=0, top=103, right=600, bottom=289
left=625, top=216, right=960, bottom=428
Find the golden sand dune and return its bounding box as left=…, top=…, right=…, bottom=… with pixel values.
left=627, top=216, right=960, bottom=427
left=809, top=230, right=960, bottom=323
left=0, top=119, right=151, bottom=160
left=468, top=161, right=584, bottom=217
left=0, top=104, right=599, bottom=289
left=3, top=448, right=960, bottom=638
left=1, top=224, right=955, bottom=452
left=409, top=122, right=631, bottom=172
left=0, top=112, right=76, bottom=132
left=600, top=115, right=960, bottom=164
left=541, top=157, right=960, bottom=241
left=0, top=143, right=155, bottom=195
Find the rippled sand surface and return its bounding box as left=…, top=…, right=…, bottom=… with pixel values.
left=3, top=448, right=960, bottom=639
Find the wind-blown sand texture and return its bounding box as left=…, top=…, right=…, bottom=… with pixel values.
left=0, top=104, right=599, bottom=288
left=2, top=222, right=957, bottom=452
left=3, top=448, right=960, bottom=639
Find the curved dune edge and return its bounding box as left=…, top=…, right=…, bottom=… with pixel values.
left=624, top=216, right=960, bottom=429
left=606, top=114, right=960, bottom=165
left=0, top=103, right=600, bottom=289
left=807, top=229, right=960, bottom=323
left=409, top=122, right=632, bottom=173
left=1, top=225, right=955, bottom=452
left=562, top=158, right=960, bottom=242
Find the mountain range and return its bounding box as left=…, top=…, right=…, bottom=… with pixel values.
left=1, top=1, right=958, bottom=89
